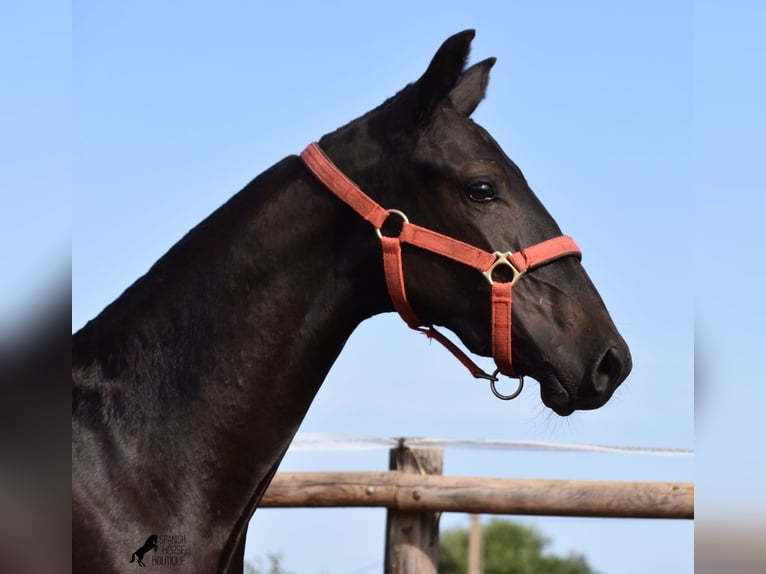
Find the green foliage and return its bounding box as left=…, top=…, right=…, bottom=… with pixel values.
left=439, top=518, right=599, bottom=574
left=244, top=553, right=291, bottom=574
left=440, top=526, right=470, bottom=574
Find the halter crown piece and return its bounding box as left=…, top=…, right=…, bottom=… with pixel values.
left=301, top=143, right=582, bottom=400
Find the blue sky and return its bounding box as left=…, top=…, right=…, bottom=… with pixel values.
left=5, top=1, right=765, bottom=572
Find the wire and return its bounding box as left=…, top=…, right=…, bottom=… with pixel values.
left=288, top=433, right=693, bottom=457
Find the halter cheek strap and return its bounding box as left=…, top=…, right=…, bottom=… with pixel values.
left=301, top=142, right=581, bottom=392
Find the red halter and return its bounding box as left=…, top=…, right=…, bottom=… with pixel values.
left=301, top=143, right=581, bottom=398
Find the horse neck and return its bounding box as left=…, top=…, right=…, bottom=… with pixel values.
left=73, top=153, right=385, bottom=537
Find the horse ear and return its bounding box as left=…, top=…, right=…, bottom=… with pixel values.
left=449, top=57, right=496, bottom=116
left=414, top=30, right=476, bottom=121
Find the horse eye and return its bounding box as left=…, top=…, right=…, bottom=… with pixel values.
left=465, top=181, right=496, bottom=203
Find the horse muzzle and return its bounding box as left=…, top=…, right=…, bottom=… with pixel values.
left=538, top=341, right=632, bottom=416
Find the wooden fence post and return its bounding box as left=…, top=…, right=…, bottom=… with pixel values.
left=384, top=443, right=444, bottom=574
left=468, top=514, right=482, bottom=574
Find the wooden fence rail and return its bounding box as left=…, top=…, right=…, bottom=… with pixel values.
left=261, top=471, right=693, bottom=519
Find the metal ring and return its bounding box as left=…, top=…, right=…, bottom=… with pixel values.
left=375, top=209, right=409, bottom=240
left=482, top=251, right=525, bottom=286
left=489, top=371, right=524, bottom=400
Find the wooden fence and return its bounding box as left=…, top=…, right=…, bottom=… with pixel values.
left=262, top=470, right=693, bottom=518
left=259, top=445, right=693, bottom=573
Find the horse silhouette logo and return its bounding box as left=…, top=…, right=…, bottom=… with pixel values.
left=129, top=534, right=158, bottom=567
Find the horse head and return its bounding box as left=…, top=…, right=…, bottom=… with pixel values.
left=317, top=30, right=631, bottom=415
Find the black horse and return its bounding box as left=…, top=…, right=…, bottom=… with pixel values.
left=72, top=31, right=631, bottom=573
left=129, top=534, right=158, bottom=567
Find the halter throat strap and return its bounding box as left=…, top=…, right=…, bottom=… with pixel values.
left=300, top=142, right=581, bottom=387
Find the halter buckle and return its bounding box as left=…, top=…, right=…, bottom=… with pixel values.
left=482, top=251, right=525, bottom=286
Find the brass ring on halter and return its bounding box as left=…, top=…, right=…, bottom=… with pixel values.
left=482, top=251, right=525, bottom=286
left=375, top=209, right=409, bottom=239
left=489, top=370, right=524, bottom=400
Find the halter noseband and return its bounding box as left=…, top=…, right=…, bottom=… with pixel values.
left=301, top=142, right=581, bottom=399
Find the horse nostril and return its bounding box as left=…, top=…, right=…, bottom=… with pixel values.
left=592, top=346, right=625, bottom=394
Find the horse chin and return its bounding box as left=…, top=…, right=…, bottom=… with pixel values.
left=535, top=372, right=617, bottom=416
left=537, top=374, right=576, bottom=417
